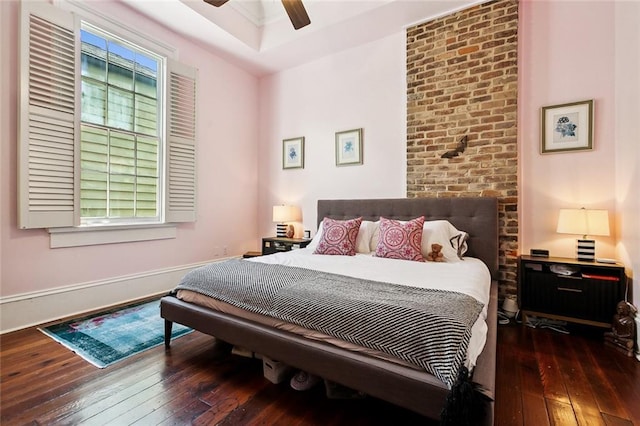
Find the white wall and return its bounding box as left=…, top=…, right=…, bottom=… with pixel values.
left=0, top=1, right=259, bottom=307
left=257, top=33, right=407, bottom=238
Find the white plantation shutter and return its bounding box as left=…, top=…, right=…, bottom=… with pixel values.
left=165, top=59, right=197, bottom=223
left=19, top=2, right=197, bottom=230
left=18, top=2, right=79, bottom=229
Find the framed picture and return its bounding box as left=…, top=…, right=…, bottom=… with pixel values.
left=282, top=137, right=304, bottom=169
left=541, top=100, right=593, bottom=153
left=335, top=128, right=363, bottom=166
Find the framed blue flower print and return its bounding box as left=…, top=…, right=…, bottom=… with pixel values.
left=541, top=100, right=593, bottom=153
left=335, top=128, right=363, bottom=166
left=283, top=137, right=304, bottom=169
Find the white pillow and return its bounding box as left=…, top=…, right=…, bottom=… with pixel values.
left=306, top=222, right=324, bottom=252
left=368, top=220, right=381, bottom=252
left=355, top=220, right=378, bottom=254
left=308, top=220, right=378, bottom=254
left=421, top=220, right=461, bottom=261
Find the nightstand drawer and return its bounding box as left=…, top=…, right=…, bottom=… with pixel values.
left=521, top=273, right=586, bottom=318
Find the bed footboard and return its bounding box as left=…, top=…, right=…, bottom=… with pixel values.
left=161, top=295, right=451, bottom=418
left=160, top=283, right=496, bottom=424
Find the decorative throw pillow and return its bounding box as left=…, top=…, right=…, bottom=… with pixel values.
left=447, top=222, right=469, bottom=258
left=313, top=217, right=363, bottom=256
left=374, top=216, right=425, bottom=262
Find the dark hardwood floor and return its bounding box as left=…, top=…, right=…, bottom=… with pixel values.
left=1, top=321, right=639, bottom=425
left=495, top=322, right=640, bottom=426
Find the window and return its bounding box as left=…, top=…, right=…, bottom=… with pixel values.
left=19, top=1, right=197, bottom=237
left=80, top=26, right=162, bottom=224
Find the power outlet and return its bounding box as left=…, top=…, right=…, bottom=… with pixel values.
left=223, top=246, right=228, bottom=256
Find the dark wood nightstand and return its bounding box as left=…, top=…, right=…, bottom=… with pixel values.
left=262, top=237, right=312, bottom=255
left=518, top=255, right=626, bottom=328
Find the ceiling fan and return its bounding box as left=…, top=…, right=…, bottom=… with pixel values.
left=204, top=0, right=311, bottom=30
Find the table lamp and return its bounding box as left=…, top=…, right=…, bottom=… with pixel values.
left=273, top=205, right=301, bottom=238
left=556, top=208, right=610, bottom=261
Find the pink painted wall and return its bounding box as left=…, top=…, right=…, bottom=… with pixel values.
left=0, top=0, right=259, bottom=297
left=519, top=0, right=617, bottom=258
left=519, top=0, right=639, bottom=306
left=258, top=0, right=638, bottom=306
left=2, top=0, right=637, bottom=312
left=614, top=1, right=640, bottom=307
left=257, top=33, right=407, bottom=238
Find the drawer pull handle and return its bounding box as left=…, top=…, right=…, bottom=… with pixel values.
left=557, top=287, right=583, bottom=293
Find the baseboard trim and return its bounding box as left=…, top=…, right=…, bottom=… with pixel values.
left=0, top=257, right=233, bottom=334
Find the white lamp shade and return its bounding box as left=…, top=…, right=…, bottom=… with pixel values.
left=557, top=208, right=610, bottom=237
left=272, top=205, right=301, bottom=223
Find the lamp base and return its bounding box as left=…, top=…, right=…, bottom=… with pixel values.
left=576, top=239, right=595, bottom=262
left=285, top=224, right=295, bottom=238
left=276, top=223, right=287, bottom=237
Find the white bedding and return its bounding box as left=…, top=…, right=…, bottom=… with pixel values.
left=248, top=247, right=491, bottom=369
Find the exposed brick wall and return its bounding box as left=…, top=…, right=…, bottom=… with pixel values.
left=406, top=0, right=518, bottom=298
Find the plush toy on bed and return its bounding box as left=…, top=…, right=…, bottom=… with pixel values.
left=426, top=243, right=445, bottom=262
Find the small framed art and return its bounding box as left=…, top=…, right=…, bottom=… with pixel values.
left=335, top=128, right=363, bottom=166
left=541, top=100, right=593, bottom=153
left=282, top=137, right=304, bottom=169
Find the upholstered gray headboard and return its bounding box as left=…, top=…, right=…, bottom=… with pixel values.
left=317, top=197, right=499, bottom=279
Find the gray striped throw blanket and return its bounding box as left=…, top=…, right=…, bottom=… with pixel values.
left=176, top=259, right=484, bottom=388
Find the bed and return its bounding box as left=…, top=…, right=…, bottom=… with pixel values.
left=161, top=197, right=498, bottom=424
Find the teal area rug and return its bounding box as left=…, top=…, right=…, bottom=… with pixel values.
left=39, top=299, right=192, bottom=368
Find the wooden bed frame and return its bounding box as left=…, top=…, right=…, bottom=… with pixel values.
left=161, top=197, right=498, bottom=424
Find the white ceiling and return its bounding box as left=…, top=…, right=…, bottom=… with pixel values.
left=121, top=0, right=485, bottom=76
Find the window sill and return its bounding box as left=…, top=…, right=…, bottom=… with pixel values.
left=48, top=224, right=177, bottom=248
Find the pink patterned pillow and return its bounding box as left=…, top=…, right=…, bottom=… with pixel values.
left=313, top=217, right=362, bottom=256
left=375, top=216, right=425, bottom=262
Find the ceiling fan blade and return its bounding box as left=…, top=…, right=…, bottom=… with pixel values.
left=281, top=0, right=310, bottom=30
left=203, top=0, right=229, bottom=7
